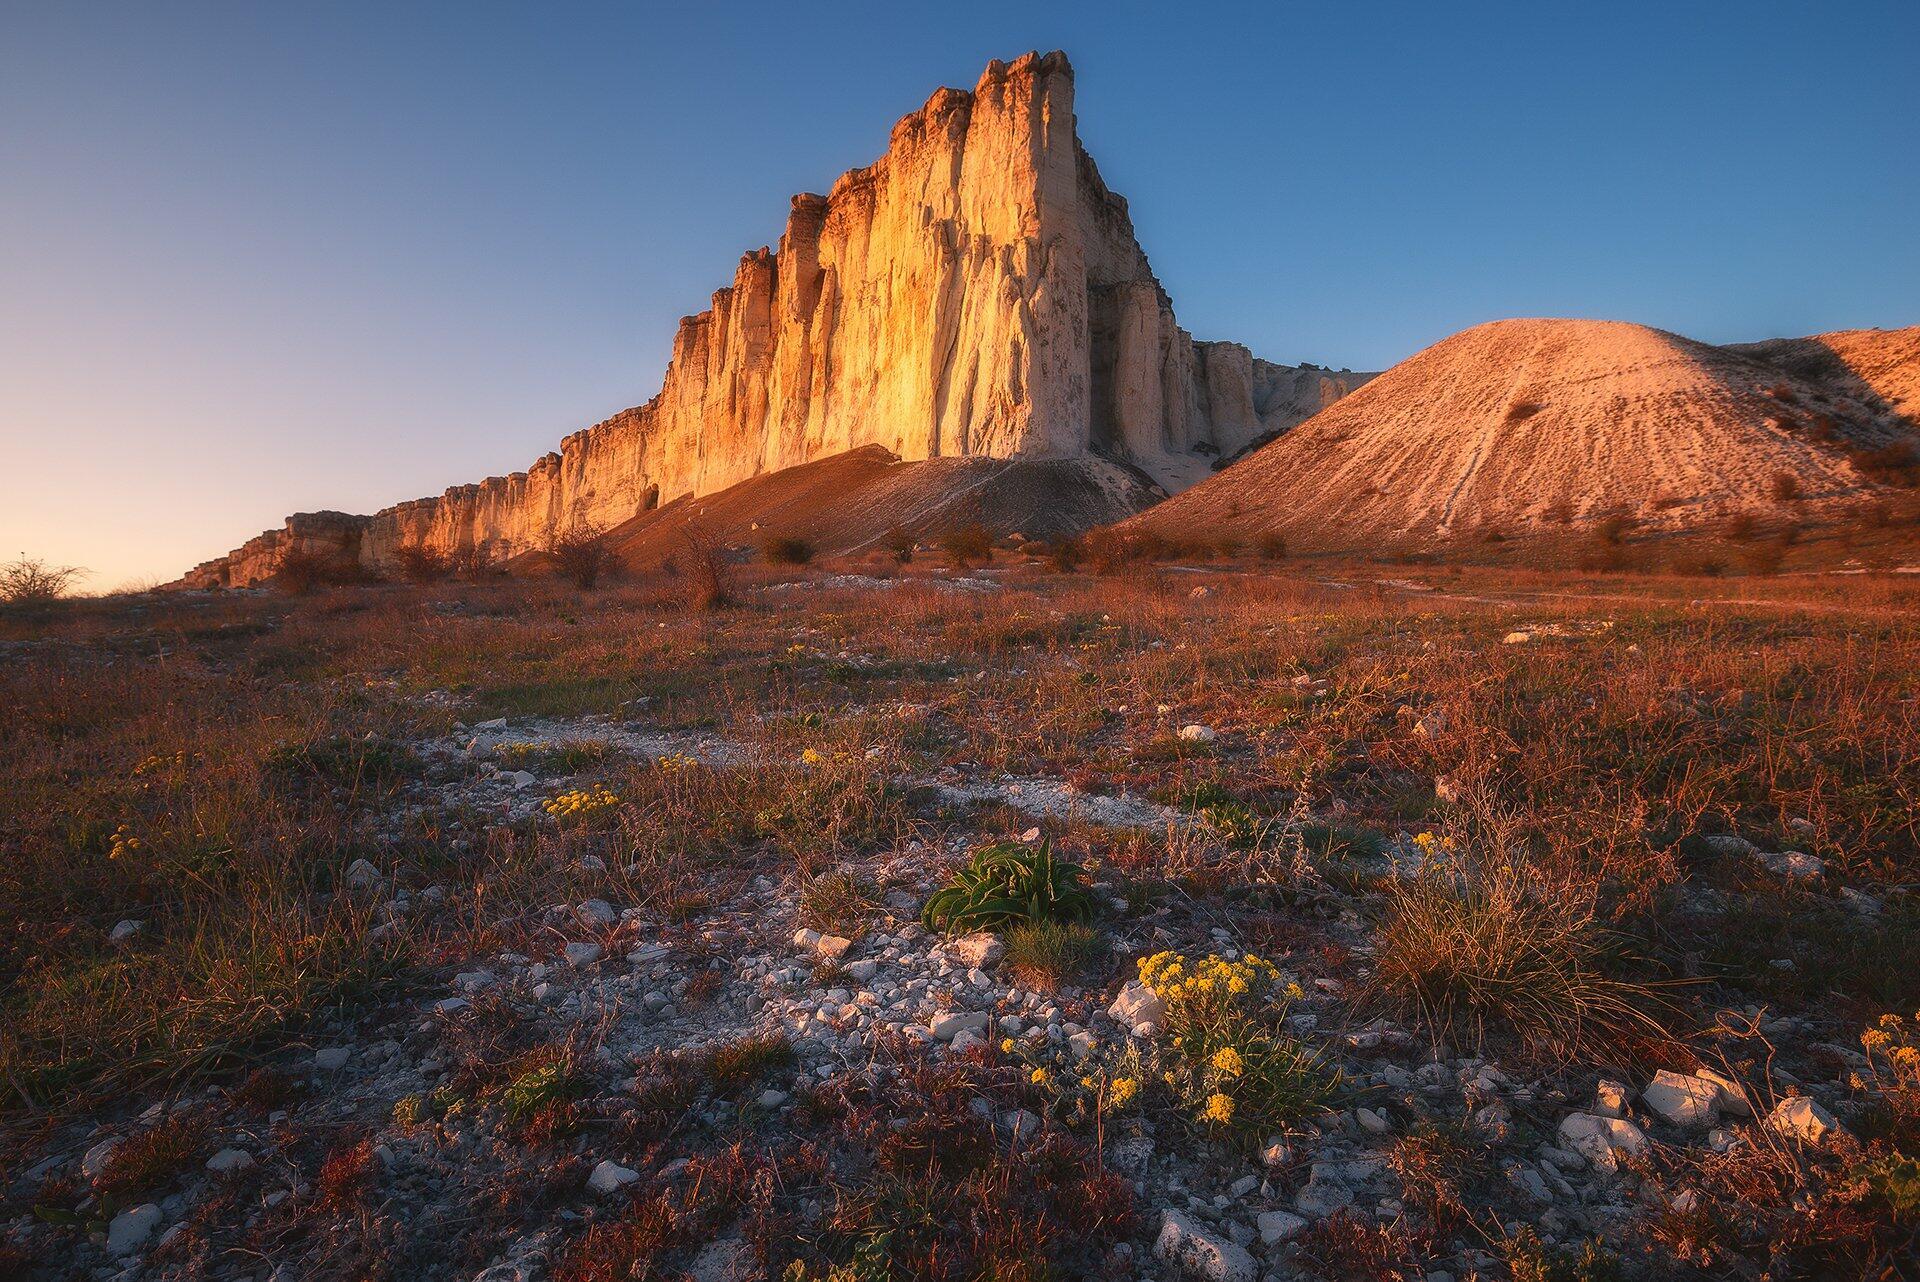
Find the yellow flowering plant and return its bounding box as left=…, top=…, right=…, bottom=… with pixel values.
left=1001, top=1033, right=1149, bottom=1124
left=1859, top=1011, right=1920, bottom=1117
left=540, top=785, right=620, bottom=822
left=1137, top=950, right=1337, bottom=1136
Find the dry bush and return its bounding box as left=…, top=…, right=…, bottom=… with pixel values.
left=272, top=547, right=346, bottom=594
left=1545, top=496, right=1575, bottom=524
left=1505, top=400, right=1546, bottom=421
left=1724, top=510, right=1760, bottom=541
left=1042, top=536, right=1083, bottom=572
left=1769, top=471, right=1803, bottom=502
left=546, top=520, right=616, bottom=590
left=390, top=543, right=451, bottom=583
left=884, top=525, right=916, bottom=563
left=759, top=534, right=813, bottom=565
left=940, top=521, right=994, bottom=568
left=1257, top=531, right=1289, bottom=561
left=1850, top=440, right=1920, bottom=487
left=1594, top=512, right=1638, bottom=545
left=0, top=555, right=86, bottom=605
left=676, top=524, right=733, bottom=612
left=1368, top=826, right=1675, bottom=1066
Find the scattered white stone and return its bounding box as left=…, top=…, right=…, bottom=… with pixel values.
left=434, top=996, right=471, bottom=1016
left=507, top=770, right=537, bottom=790
left=474, top=718, right=508, bottom=731
left=929, top=1011, right=988, bottom=1041
left=344, top=859, right=383, bottom=892
left=1757, top=849, right=1825, bottom=882
left=1557, top=1112, right=1651, bottom=1172
left=1697, top=1068, right=1753, bottom=1116
left=1177, top=724, right=1218, bottom=744
left=1767, top=1095, right=1844, bottom=1145
left=1068, top=1029, right=1099, bottom=1060
left=563, top=942, right=604, bottom=967
left=206, top=1147, right=254, bottom=1175
left=109, top=920, right=144, bottom=944
left=577, top=899, right=617, bottom=926
left=1643, top=1070, right=1721, bottom=1127
left=1155, top=1209, right=1258, bottom=1282
left=952, top=931, right=1005, bottom=969
left=1260, top=1138, right=1292, bottom=1170
left=1257, top=1210, right=1308, bottom=1245
left=1356, top=1106, right=1391, bottom=1135
left=1502, top=631, right=1531, bottom=645
left=1294, top=1166, right=1354, bottom=1218
left=107, top=1203, right=164, bottom=1255
left=81, top=1136, right=121, bottom=1180
left=1594, top=1079, right=1633, bottom=1119
left=758, top=1089, right=789, bottom=1109
left=1108, top=980, right=1166, bottom=1038
left=313, top=1046, right=351, bottom=1072
left=587, top=1160, right=640, bottom=1195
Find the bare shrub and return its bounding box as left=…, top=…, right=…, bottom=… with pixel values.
left=1545, top=497, right=1575, bottom=524
left=272, top=547, right=345, bottom=594
left=759, top=534, right=813, bottom=566
left=1, top=556, right=86, bottom=605
left=939, top=521, right=994, bottom=568
left=1043, top=536, right=1083, bottom=572
left=391, top=543, right=451, bottom=583
left=1851, top=440, right=1920, bottom=487
left=1724, top=511, right=1760, bottom=541
left=1505, top=400, right=1546, bottom=422
left=1768, top=471, right=1802, bottom=503
left=546, top=520, right=616, bottom=590
left=1594, top=512, right=1637, bottom=545
left=1257, top=532, right=1289, bottom=561
left=677, top=524, right=733, bottom=612
left=884, top=525, right=916, bottom=564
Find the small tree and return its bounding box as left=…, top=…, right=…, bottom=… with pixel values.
left=884, top=526, right=915, bottom=564
left=547, top=520, right=615, bottom=590
left=1256, top=532, right=1289, bottom=561
left=1768, top=471, right=1802, bottom=503
left=1, top=556, right=86, bottom=605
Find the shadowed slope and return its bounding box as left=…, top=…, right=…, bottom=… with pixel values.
left=588, top=445, right=1163, bottom=565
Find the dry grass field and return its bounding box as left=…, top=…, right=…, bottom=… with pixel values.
left=4, top=543, right=1919, bottom=1279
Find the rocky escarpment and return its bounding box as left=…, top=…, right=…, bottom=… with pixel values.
left=174, top=52, right=1367, bottom=588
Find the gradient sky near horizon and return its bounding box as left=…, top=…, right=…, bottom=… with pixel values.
left=4, top=2, right=1917, bottom=589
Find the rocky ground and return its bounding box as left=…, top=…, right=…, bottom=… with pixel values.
left=4, top=561, right=1918, bottom=1280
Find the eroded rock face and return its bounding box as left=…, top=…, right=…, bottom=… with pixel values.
left=174, top=52, right=1367, bottom=589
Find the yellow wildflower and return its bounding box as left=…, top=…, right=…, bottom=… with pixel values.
left=1110, top=1076, right=1139, bottom=1107
left=1203, top=1093, right=1236, bottom=1124
left=1000, top=1038, right=1016, bottom=1054
left=1210, top=1046, right=1244, bottom=1076
left=1030, top=1067, right=1051, bottom=1086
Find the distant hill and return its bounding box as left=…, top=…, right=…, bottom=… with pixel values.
left=1127, top=318, right=1920, bottom=558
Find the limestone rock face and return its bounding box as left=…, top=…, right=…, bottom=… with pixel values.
left=174, top=52, right=1367, bottom=589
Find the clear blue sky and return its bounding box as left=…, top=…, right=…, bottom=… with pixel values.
left=3, top=1, right=1916, bottom=587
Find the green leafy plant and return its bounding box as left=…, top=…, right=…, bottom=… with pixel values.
left=921, top=837, right=1094, bottom=933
